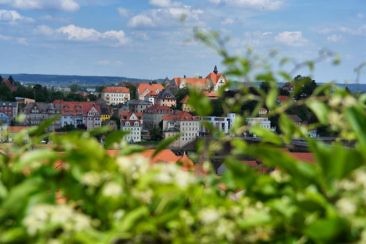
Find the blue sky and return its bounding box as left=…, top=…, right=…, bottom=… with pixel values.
left=0, top=0, right=365, bottom=83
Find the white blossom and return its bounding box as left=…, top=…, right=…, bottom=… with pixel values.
left=102, top=182, right=123, bottom=197
left=199, top=208, right=220, bottom=224
left=23, top=204, right=92, bottom=236
left=336, top=198, right=356, bottom=215
left=81, top=171, right=101, bottom=186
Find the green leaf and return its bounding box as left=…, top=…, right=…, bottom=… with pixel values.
left=104, top=131, right=129, bottom=149
left=0, top=227, right=27, bottom=243
left=309, top=140, right=363, bottom=183
left=305, top=218, right=348, bottom=242
left=306, top=99, right=329, bottom=124
left=188, top=89, right=212, bottom=116
left=0, top=177, right=43, bottom=217
left=345, top=106, right=366, bottom=150
left=119, top=207, right=149, bottom=232
left=250, top=126, right=283, bottom=145
left=265, top=87, right=278, bottom=109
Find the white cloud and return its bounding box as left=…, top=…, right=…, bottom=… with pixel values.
left=57, top=24, right=127, bottom=46
left=0, top=9, right=23, bottom=22
left=275, top=31, right=307, bottom=46
left=128, top=4, right=203, bottom=29
left=36, top=25, right=55, bottom=35
left=117, top=7, right=129, bottom=17
left=128, top=15, right=155, bottom=28
left=149, top=0, right=172, bottom=8
left=0, top=0, right=79, bottom=12
left=0, top=33, right=28, bottom=45
left=210, top=0, right=284, bottom=10
left=327, top=34, right=342, bottom=43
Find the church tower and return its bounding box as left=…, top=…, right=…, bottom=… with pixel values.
left=213, top=65, right=218, bottom=74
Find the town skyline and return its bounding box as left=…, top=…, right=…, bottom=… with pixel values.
left=0, top=0, right=365, bottom=83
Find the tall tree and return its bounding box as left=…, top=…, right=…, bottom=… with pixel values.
left=293, top=75, right=317, bottom=100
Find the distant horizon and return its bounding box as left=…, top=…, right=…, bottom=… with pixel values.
left=2, top=73, right=366, bottom=88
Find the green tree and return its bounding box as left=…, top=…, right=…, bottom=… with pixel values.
left=293, top=75, right=317, bottom=100
left=127, top=83, right=137, bottom=100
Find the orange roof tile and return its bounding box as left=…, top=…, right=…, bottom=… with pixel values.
left=162, top=111, right=197, bottom=121
left=107, top=148, right=196, bottom=168
left=102, top=86, right=130, bottom=93
left=137, top=83, right=164, bottom=96
left=206, top=72, right=223, bottom=84
left=174, top=77, right=209, bottom=88
left=141, top=149, right=179, bottom=164
left=178, top=154, right=195, bottom=170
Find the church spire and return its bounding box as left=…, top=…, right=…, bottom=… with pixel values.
left=213, top=65, right=218, bottom=74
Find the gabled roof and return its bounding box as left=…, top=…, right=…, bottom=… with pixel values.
left=120, top=111, right=143, bottom=120
left=102, top=86, right=130, bottom=93
left=54, top=100, right=101, bottom=116
left=24, top=102, right=59, bottom=114
left=206, top=72, right=224, bottom=85
left=137, top=83, right=164, bottom=96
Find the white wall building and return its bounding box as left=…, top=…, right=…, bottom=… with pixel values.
left=101, top=87, right=130, bottom=105
left=200, top=113, right=236, bottom=135
left=120, top=112, right=143, bottom=143
left=163, top=112, right=200, bottom=148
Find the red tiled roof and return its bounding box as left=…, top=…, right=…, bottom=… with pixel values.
left=54, top=100, right=101, bottom=116
left=144, top=104, right=173, bottom=114
left=102, top=86, right=130, bottom=93
left=206, top=72, right=223, bottom=84
left=162, top=111, right=197, bottom=121
left=137, top=83, right=164, bottom=96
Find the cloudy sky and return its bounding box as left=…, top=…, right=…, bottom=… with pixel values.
left=0, top=0, right=365, bottom=83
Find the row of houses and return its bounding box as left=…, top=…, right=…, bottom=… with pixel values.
left=100, top=66, right=226, bottom=106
